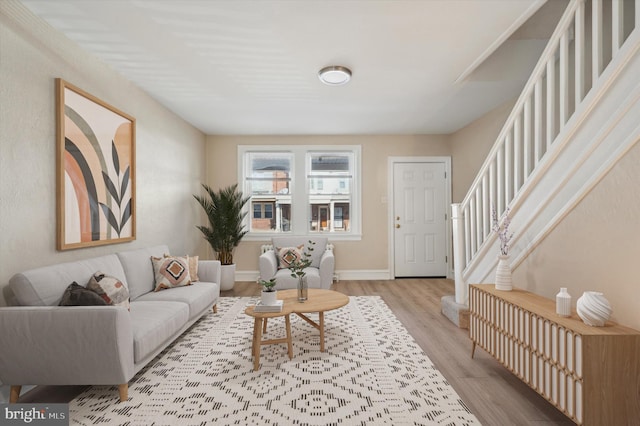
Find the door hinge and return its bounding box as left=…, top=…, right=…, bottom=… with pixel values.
left=444, top=171, right=447, bottom=178
left=445, top=256, right=448, bottom=263
left=445, top=213, right=447, bottom=220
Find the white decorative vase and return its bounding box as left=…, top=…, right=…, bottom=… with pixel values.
left=261, top=290, right=277, bottom=306
left=576, top=291, right=612, bottom=326
left=495, top=254, right=512, bottom=291
left=555, top=287, right=572, bottom=317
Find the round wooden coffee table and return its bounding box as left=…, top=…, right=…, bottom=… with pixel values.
left=279, top=289, right=349, bottom=352
left=245, top=289, right=349, bottom=370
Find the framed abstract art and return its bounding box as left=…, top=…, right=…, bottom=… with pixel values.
left=56, top=79, right=136, bottom=250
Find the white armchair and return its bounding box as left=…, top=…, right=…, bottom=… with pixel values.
left=259, top=236, right=334, bottom=290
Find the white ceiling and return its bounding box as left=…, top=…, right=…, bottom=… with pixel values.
left=20, top=0, right=565, bottom=135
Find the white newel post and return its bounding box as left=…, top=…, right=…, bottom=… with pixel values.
left=451, top=203, right=467, bottom=305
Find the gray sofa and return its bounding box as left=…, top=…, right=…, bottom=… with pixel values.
left=0, top=245, right=220, bottom=403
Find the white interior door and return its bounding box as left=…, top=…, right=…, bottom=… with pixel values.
left=393, top=162, right=447, bottom=277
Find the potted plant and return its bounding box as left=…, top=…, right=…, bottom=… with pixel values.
left=259, top=278, right=277, bottom=305
left=288, top=240, right=315, bottom=302
left=194, top=183, right=250, bottom=291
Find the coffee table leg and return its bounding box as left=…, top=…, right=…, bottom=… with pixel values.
left=253, top=318, right=263, bottom=371
left=319, top=311, right=325, bottom=352
left=251, top=318, right=258, bottom=356
left=285, top=314, right=293, bottom=359
left=263, top=318, right=268, bottom=333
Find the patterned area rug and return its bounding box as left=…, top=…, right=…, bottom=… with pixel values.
left=70, top=296, right=480, bottom=425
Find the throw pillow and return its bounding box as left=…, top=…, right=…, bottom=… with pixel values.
left=151, top=256, right=192, bottom=291
left=277, top=245, right=304, bottom=269
left=164, top=253, right=199, bottom=282
left=87, top=272, right=131, bottom=310
left=187, top=255, right=199, bottom=282
left=59, top=282, right=108, bottom=306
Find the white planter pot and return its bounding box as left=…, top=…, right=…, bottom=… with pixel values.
left=261, top=290, right=278, bottom=306
left=219, top=264, right=236, bottom=291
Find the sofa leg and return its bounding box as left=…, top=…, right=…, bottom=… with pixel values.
left=118, top=384, right=128, bottom=402
left=9, top=386, right=21, bottom=403
left=212, top=304, right=217, bottom=313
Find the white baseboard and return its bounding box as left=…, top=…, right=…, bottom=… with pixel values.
left=234, top=270, right=392, bottom=282
left=334, top=270, right=392, bottom=281
left=235, top=271, right=260, bottom=282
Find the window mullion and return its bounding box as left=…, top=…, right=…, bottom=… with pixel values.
left=291, top=151, right=307, bottom=233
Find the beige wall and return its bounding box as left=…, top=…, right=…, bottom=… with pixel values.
left=205, top=135, right=450, bottom=274
left=0, top=8, right=207, bottom=306
left=513, top=141, right=640, bottom=330
left=450, top=98, right=516, bottom=202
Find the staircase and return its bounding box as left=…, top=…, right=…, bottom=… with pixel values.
left=452, top=0, right=640, bottom=305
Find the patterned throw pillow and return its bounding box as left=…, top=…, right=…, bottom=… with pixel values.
left=59, top=282, right=108, bottom=306
left=165, top=254, right=199, bottom=282
left=152, top=256, right=192, bottom=291
left=187, top=255, right=199, bottom=282
left=277, top=245, right=303, bottom=269
left=87, top=272, right=130, bottom=310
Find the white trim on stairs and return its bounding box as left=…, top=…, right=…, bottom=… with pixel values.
left=463, top=34, right=640, bottom=286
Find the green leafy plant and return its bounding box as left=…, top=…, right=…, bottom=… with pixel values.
left=193, top=183, right=250, bottom=265
left=288, top=240, right=316, bottom=279
left=259, top=278, right=277, bottom=292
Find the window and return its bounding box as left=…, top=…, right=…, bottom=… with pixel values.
left=253, top=203, right=274, bottom=219
left=308, top=152, right=353, bottom=233
left=244, top=152, right=292, bottom=232
left=239, top=145, right=361, bottom=240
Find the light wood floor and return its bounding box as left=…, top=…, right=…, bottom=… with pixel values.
left=19, top=279, right=573, bottom=425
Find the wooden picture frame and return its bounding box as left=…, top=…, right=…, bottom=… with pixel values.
left=56, top=79, right=136, bottom=250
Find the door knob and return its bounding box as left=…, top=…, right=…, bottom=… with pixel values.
left=396, top=224, right=401, bottom=229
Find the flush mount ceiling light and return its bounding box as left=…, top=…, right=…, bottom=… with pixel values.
left=318, top=65, right=352, bottom=86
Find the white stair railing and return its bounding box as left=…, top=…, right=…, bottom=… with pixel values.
left=452, top=0, right=639, bottom=305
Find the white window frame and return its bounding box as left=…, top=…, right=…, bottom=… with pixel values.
left=239, top=145, right=362, bottom=241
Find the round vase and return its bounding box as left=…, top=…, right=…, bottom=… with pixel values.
left=576, top=291, right=611, bottom=326
left=297, top=276, right=308, bottom=302
left=495, top=254, right=512, bottom=291
left=261, top=290, right=278, bottom=306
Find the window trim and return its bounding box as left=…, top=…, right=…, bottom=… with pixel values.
left=239, top=145, right=362, bottom=241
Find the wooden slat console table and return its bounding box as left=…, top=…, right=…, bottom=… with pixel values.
left=469, top=284, right=640, bottom=425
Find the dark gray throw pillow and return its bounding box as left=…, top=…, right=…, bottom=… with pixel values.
left=59, top=282, right=108, bottom=306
